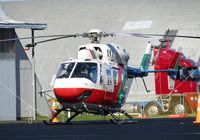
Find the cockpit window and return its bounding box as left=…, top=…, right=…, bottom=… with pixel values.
left=56, top=63, right=75, bottom=78
left=71, top=62, right=98, bottom=83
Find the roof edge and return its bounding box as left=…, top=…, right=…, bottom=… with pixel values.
left=0, top=22, right=47, bottom=30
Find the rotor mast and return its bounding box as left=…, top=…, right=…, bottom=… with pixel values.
left=85, top=29, right=102, bottom=43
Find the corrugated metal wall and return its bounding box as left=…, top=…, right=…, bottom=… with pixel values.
left=15, top=33, right=50, bottom=119
left=0, top=29, right=16, bottom=120
left=15, top=36, right=34, bottom=119
left=0, top=59, right=16, bottom=120
left=0, top=28, right=50, bottom=121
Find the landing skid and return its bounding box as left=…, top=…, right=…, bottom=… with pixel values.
left=101, top=107, right=138, bottom=124
left=43, top=107, right=82, bottom=125
left=43, top=106, right=138, bottom=125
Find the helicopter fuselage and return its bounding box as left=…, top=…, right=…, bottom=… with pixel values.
left=53, top=43, right=130, bottom=113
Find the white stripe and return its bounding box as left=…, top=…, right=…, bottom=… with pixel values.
left=54, top=78, right=103, bottom=89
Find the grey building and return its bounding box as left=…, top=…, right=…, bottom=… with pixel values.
left=0, top=6, right=49, bottom=121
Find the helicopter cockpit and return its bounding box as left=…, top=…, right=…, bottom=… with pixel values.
left=56, top=62, right=98, bottom=83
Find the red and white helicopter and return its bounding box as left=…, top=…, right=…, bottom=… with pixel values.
left=33, top=29, right=157, bottom=124
left=9, top=29, right=200, bottom=124
left=45, top=29, right=141, bottom=124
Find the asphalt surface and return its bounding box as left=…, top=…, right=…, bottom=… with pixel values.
left=0, top=117, right=200, bottom=140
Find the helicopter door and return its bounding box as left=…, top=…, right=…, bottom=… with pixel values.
left=104, top=68, right=114, bottom=92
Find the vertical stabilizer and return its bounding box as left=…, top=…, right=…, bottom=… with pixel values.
left=140, top=41, right=152, bottom=70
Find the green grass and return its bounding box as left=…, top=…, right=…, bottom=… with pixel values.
left=36, top=114, right=49, bottom=121
left=36, top=113, right=109, bottom=122
left=36, top=112, right=127, bottom=122
left=36, top=112, right=196, bottom=122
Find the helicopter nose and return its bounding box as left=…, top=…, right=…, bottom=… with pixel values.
left=54, top=88, right=92, bottom=102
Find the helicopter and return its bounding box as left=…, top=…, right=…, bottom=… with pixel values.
left=27, top=29, right=197, bottom=125
left=44, top=29, right=144, bottom=124
left=1, top=29, right=200, bottom=124
left=29, top=29, right=159, bottom=124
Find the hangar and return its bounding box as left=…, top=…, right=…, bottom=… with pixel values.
left=0, top=6, right=49, bottom=120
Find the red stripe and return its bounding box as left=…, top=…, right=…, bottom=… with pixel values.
left=84, top=48, right=94, bottom=59
left=88, top=49, right=95, bottom=58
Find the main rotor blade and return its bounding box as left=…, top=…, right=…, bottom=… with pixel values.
left=1, top=30, right=200, bottom=45
left=114, top=32, right=200, bottom=39
left=25, top=34, right=83, bottom=47
left=114, top=33, right=152, bottom=38
left=0, top=34, right=80, bottom=43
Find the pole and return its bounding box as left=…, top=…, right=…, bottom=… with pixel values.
left=31, top=29, right=36, bottom=120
